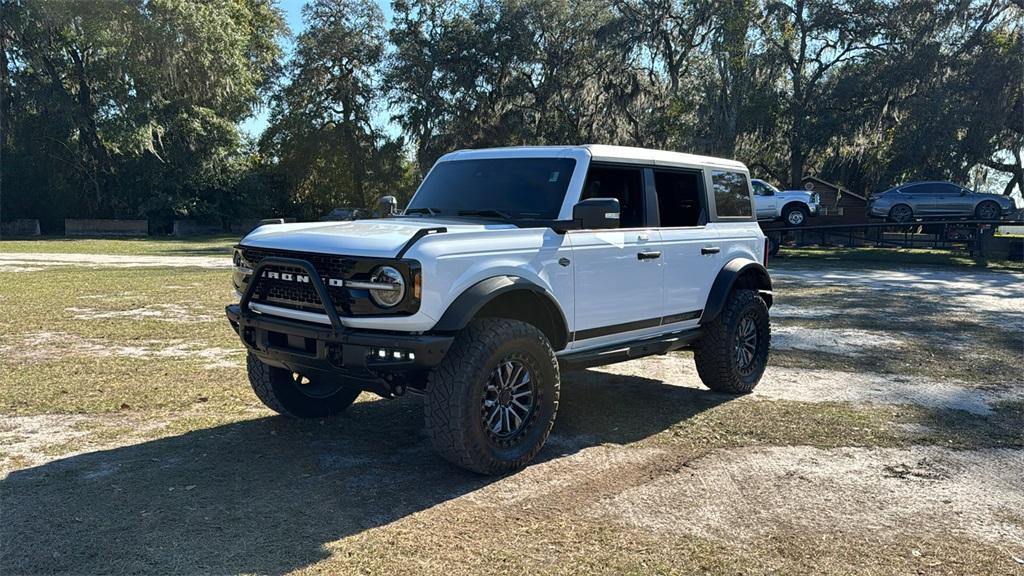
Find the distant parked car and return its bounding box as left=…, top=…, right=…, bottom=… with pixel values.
left=751, top=178, right=820, bottom=226
left=319, top=207, right=365, bottom=221
left=868, top=181, right=1015, bottom=222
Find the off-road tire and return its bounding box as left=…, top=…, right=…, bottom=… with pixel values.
left=782, top=204, right=809, bottom=226
left=246, top=352, right=361, bottom=418
left=975, top=201, right=1000, bottom=220
left=694, top=289, right=770, bottom=394
left=425, top=318, right=559, bottom=475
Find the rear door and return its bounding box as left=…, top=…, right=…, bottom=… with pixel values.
left=903, top=183, right=942, bottom=216
left=568, top=163, right=665, bottom=349
left=654, top=166, right=720, bottom=327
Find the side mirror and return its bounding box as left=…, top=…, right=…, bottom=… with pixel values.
left=573, top=198, right=620, bottom=229
left=378, top=195, right=398, bottom=217
left=960, top=189, right=968, bottom=196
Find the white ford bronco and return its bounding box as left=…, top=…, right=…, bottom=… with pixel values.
left=226, top=145, right=773, bottom=474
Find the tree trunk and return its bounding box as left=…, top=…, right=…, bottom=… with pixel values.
left=789, top=144, right=804, bottom=189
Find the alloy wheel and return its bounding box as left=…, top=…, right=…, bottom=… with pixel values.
left=734, top=315, right=759, bottom=375
left=482, top=357, right=535, bottom=441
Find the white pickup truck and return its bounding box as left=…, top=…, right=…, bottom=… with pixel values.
left=751, top=178, right=821, bottom=226
left=226, top=145, right=773, bottom=473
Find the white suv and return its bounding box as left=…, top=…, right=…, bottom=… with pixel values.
left=226, top=145, right=773, bottom=473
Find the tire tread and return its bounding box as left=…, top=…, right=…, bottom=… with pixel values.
left=425, top=318, right=559, bottom=474
left=694, top=289, right=770, bottom=394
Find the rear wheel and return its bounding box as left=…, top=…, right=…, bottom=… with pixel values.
left=425, top=318, right=559, bottom=474
left=975, top=201, right=1000, bottom=220
left=693, top=289, right=770, bottom=394
left=888, top=204, right=913, bottom=223
left=246, top=353, right=361, bottom=418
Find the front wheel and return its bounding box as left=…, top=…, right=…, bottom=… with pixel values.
left=782, top=204, right=809, bottom=226
left=246, top=353, right=361, bottom=418
left=975, top=201, right=1000, bottom=220
left=425, top=318, right=559, bottom=474
left=693, top=289, right=770, bottom=394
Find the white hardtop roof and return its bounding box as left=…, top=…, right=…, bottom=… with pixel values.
left=439, top=145, right=748, bottom=171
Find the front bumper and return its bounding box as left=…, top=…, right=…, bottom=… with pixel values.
left=227, top=304, right=453, bottom=394
left=807, top=203, right=820, bottom=216
left=226, top=254, right=453, bottom=397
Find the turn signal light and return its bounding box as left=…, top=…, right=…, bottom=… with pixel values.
left=413, top=272, right=422, bottom=299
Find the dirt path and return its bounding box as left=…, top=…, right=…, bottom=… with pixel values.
left=0, top=252, right=231, bottom=270
left=2, top=256, right=1023, bottom=574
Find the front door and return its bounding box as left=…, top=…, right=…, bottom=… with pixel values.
left=752, top=180, right=777, bottom=219
left=568, top=164, right=664, bottom=350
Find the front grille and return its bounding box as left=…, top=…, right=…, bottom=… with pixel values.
left=239, top=247, right=420, bottom=317
left=241, top=247, right=353, bottom=314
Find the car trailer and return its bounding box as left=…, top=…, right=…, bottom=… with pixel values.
left=761, top=219, right=1024, bottom=259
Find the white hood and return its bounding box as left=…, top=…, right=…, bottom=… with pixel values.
left=240, top=218, right=515, bottom=258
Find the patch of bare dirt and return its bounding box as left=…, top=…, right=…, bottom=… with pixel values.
left=0, top=252, right=231, bottom=269
left=772, top=265, right=1024, bottom=328
left=65, top=304, right=215, bottom=323
left=772, top=325, right=906, bottom=354
left=595, top=445, right=1024, bottom=553
left=596, top=355, right=1022, bottom=415
left=0, top=331, right=242, bottom=369
left=0, top=415, right=94, bottom=470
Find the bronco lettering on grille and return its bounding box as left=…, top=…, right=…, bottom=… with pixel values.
left=263, top=270, right=344, bottom=287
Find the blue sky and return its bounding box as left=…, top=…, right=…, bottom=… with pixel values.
left=240, top=0, right=395, bottom=139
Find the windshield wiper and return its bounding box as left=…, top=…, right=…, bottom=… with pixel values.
left=456, top=209, right=515, bottom=220
left=405, top=207, right=441, bottom=216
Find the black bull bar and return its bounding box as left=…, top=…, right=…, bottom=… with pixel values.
left=225, top=256, right=453, bottom=397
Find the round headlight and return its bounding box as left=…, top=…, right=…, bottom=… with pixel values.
left=369, top=266, right=405, bottom=308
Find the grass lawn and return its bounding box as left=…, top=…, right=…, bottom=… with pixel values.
left=1, top=239, right=1022, bottom=575
left=0, top=234, right=240, bottom=256
left=776, top=245, right=1023, bottom=272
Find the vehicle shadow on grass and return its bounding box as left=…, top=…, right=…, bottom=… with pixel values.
left=1, top=369, right=733, bottom=575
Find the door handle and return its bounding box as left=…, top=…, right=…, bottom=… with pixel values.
left=637, top=251, right=662, bottom=260
left=701, top=246, right=721, bottom=255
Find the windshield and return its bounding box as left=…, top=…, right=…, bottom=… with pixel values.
left=407, top=157, right=577, bottom=220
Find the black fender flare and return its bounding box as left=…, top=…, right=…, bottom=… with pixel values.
left=432, top=276, right=570, bottom=350
left=700, top=258, right=773, bottom=325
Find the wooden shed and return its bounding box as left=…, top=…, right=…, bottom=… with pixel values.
left=800, top=176, right=869, bottom=224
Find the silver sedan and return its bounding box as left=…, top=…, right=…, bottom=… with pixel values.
left=868, top=181, right=1016, bottom=222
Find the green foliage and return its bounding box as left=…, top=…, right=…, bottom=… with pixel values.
left=1, top=0, right=287, bottom=230
left=2, top=0, right=1021, bottom=230
left=259, top=0, right=416, bottom=218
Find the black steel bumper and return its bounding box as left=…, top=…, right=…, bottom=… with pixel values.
left=226, top=255, right=453, bottom=396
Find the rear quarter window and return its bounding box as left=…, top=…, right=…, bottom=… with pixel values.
left=711, top=170, right=753, bottom=217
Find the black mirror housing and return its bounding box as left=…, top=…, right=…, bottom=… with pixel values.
left=572, top=198, right=620, bottom=229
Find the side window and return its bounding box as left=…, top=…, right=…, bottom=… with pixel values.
left=582, top=165, right=645, bottom=228
left=711, top=170, right=753, bottom=217
left=903, top=184, right=929, bottom=194
left=935, top=183, right=960, bottom=194
left=752, top=181, right=768, bottom=196
left=654, top=169, right=705, bottom=227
